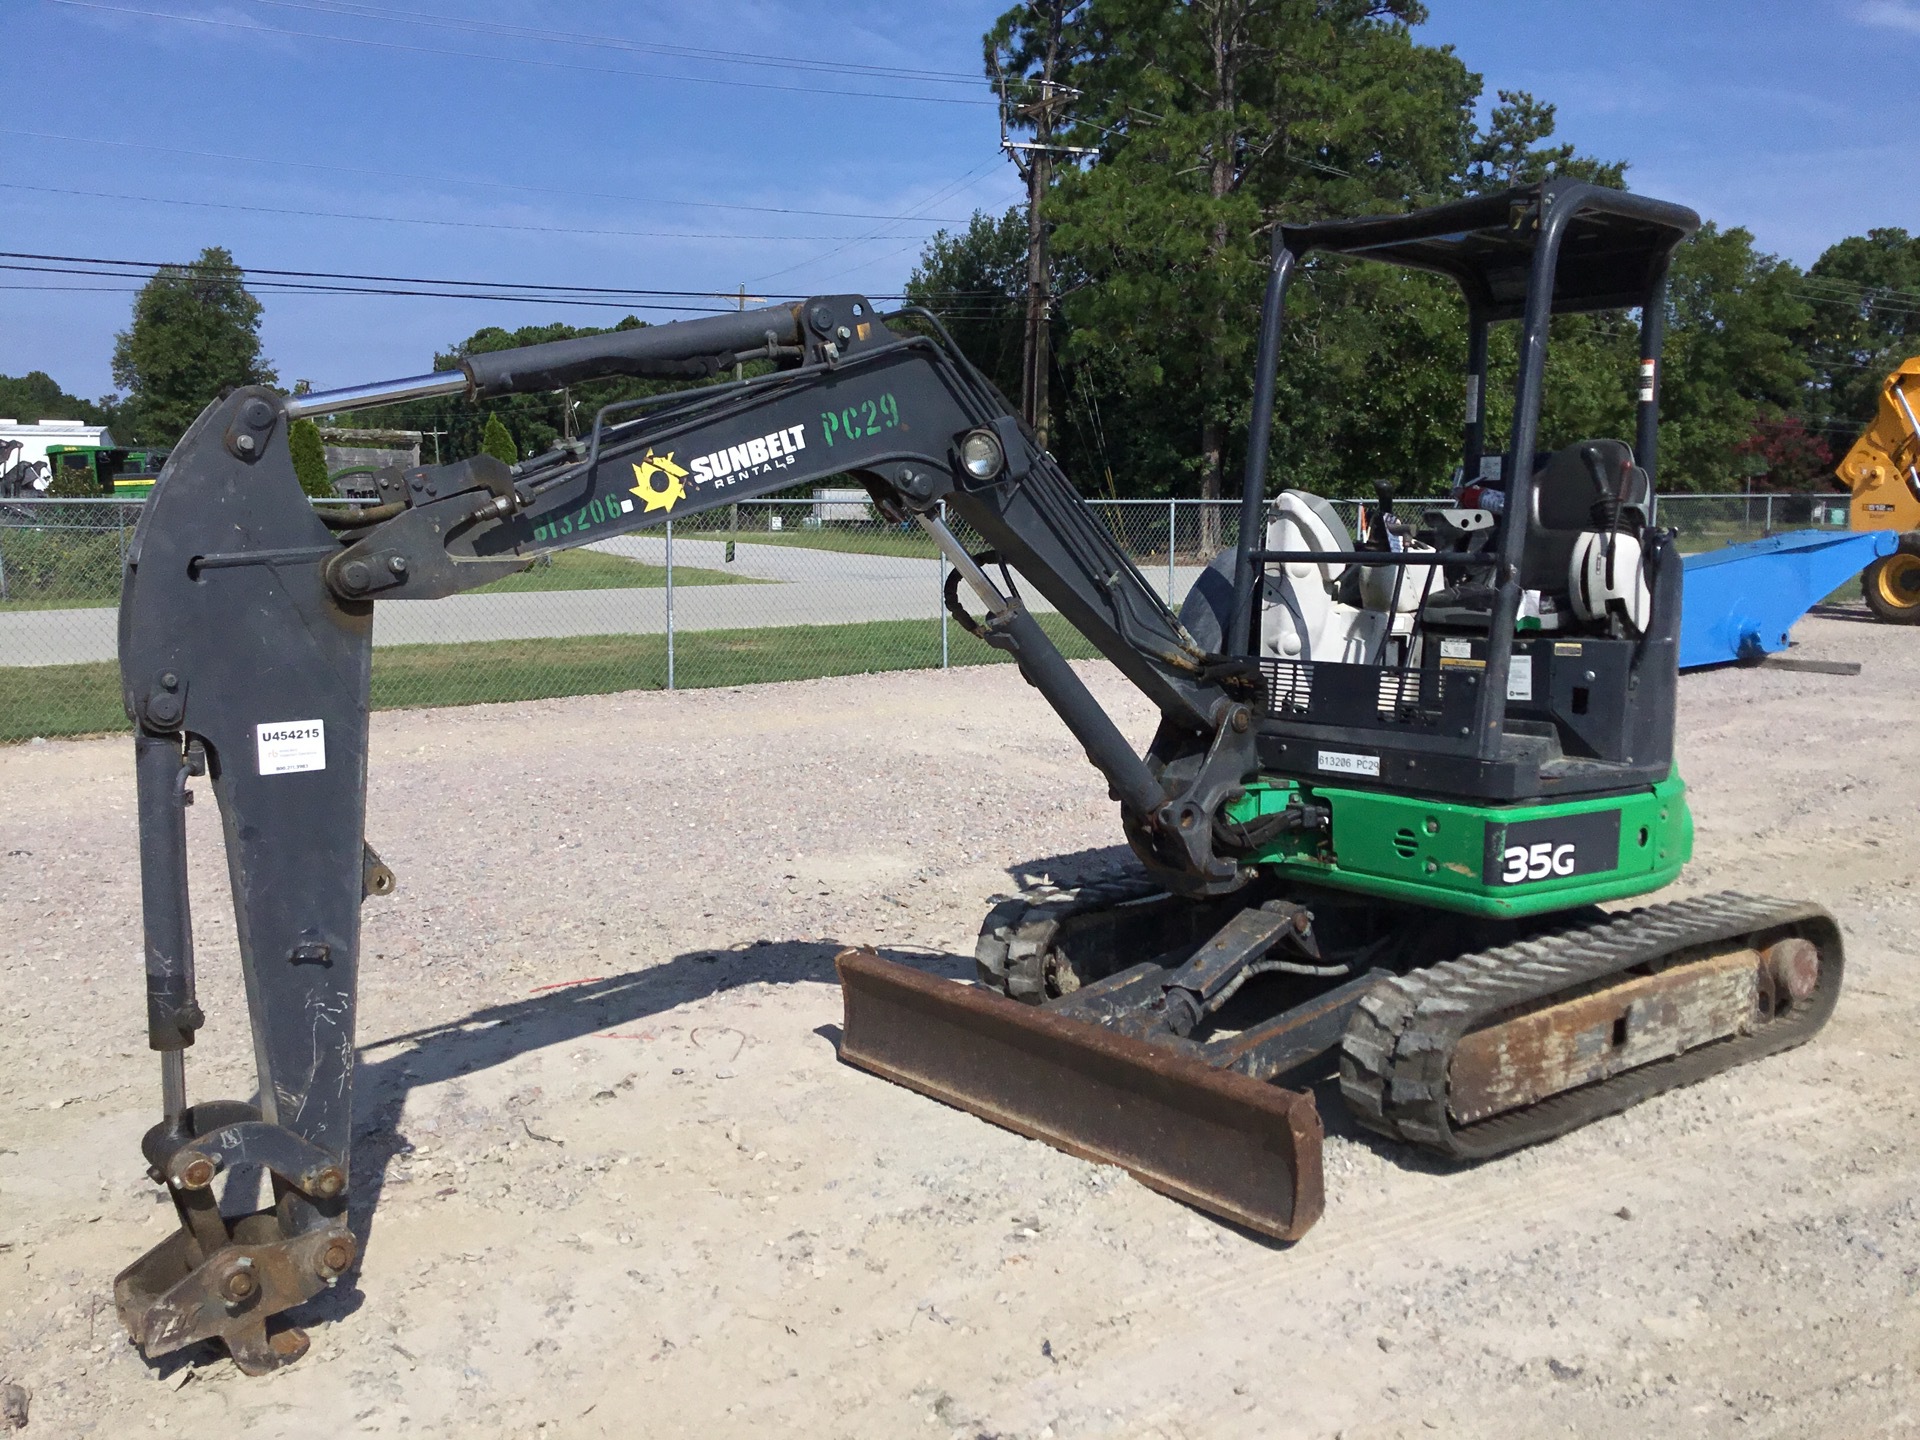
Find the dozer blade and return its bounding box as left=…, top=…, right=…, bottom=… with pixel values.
left=834, top=948, right=1324, bottom=1241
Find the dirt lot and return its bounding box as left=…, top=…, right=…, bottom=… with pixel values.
left=3, top=607, right=1918, bottom=1439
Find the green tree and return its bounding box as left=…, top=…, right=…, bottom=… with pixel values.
left=0, top=372, right=110, bottom=425
left=947, top=3, right=1812, bottom=505
left=904, top=207, right=1030, bottom=405
left=480, top=412, right=518, bottom=466
left=1040, top=0, right=1468, bottom=518
left=1466, top=90, right=1626, bottom=192
left=287, top=417, right=333, bottom=497
left=1799, top=227, right=1920, bottom=437
left=110, top=246, right=277, bottom=444
left=1658, top=224, right=1812, bottom=490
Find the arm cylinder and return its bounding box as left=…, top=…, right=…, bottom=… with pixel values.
left=284, top=371, right=468, bottom=420
left=460, top=303, right=805, bottom=397
left=283, top=302, right=810, bottom=419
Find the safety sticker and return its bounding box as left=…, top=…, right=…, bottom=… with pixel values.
left=1317, top=749, right=1380, bottom=778
left=1507, top=656, right=1534, bottom=702
left=257, top=720, right=326, bottom=776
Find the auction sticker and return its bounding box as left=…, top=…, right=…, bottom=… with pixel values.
left=257, top=720, right=326, bottom=776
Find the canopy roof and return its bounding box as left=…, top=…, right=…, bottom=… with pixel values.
left=1279, top=182, right=1700, bottom=320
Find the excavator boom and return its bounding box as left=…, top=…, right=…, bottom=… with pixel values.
left=113, top=294, right=1262, bottom=1369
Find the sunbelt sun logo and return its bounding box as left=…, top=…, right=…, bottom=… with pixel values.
left=630, top=450, right=689, bottom=512
left=689, top=424, right=807, bottom=488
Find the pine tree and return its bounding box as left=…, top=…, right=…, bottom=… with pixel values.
left=287, top=417, right=333, bottom=497
left=480, top=413, right=518, bottom=466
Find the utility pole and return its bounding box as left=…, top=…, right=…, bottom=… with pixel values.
left=991, top=5, right=1093, bottom=453
left=735, top=283, right=749, bottom=384
left=728, top=282, right=764, bottom=561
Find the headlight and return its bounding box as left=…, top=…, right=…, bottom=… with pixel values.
left=959, top=428, right=1005, bottom=481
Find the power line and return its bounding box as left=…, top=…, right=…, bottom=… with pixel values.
left=0, top=252, right=787, bottom=300
left=0, top=250, right=1011, bottom=305
left=0, top=128, right=981, bottom=226
left=0, top=181, right=941, bottom=242
left=53, top=1, right=997, bottom=106
left=0, top=272, right=742, bottom=313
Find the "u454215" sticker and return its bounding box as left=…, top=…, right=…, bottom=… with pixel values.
left=257, top=719, right=326, bottom=776
left=1483, top=808, right=1620, bottom=885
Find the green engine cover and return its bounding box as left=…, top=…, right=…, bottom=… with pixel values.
left=1223, top=771, right=1693, bottom=919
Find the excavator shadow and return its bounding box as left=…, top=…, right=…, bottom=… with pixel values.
left=265, top=937, right=965, bottom=1338
left=1002, top=844, right=1140, bottom=892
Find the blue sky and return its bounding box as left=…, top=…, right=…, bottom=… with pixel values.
left=3, top=0, right=1915, bottom=402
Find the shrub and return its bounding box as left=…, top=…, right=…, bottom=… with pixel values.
left=480, top=413, right=517, bottom=467
left=288, top=417, right=333, bottom=497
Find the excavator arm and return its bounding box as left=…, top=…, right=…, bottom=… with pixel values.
left=113, top=297, right=1260, bottom=1370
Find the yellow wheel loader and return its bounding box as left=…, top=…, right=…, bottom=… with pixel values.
left=1837, top=355, right=1920, bottom=622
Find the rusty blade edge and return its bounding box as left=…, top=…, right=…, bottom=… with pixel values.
left=833, top=947, right=1325, bottom=1242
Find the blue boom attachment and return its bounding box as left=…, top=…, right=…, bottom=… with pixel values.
left=1678, top=529, right=1896, bottom=669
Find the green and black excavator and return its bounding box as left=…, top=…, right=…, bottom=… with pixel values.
left=111, top=181, right=1841, bottom=1374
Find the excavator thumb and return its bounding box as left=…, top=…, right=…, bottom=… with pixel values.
left=834, top=948, right=1327, bottom=1241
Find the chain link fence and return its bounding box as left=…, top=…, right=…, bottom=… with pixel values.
left=0, top=490, right=1863, bottom=742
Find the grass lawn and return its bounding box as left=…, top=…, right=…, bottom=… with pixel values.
left=0, top=614, right=1100, bottom=742
left=472, top=549, right=756, bottom=593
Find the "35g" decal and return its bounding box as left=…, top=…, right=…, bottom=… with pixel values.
left=1502, top=841, right=1575, bottom=883
left=1483, top=810, right=1621, bottom=886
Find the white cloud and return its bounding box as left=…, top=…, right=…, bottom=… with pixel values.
left=1857, top=0, right=1920, bottom=34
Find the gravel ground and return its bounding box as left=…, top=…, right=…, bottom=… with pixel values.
left=2, top=607, right=1917, bottom=1439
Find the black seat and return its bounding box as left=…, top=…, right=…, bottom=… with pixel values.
left=1518, top=439, right=1649, bottom=593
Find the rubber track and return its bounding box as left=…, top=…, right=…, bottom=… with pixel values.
left=974, top=875, right=1168, bottom=1001
left=1338, top=891, right=1844, bottom=1161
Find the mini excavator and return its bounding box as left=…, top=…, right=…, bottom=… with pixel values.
left=113, top=182, right=1842, bottom=1373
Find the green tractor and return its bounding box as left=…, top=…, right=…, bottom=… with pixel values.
left=43, top=442, right=171, bottom=498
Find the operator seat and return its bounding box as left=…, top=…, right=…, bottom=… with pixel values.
left=1518, top=439, right=1650, bottom=594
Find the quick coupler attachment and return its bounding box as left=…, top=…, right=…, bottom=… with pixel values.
left=116, top=1101, right=354, bottom=1375
left=834, top=948, right=1326, bottom=1241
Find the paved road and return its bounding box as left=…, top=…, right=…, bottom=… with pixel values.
left=1, top=537, right=1204, bottom=667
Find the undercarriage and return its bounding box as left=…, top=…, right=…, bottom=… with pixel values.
left=837, top=880, right=1841, bottom=1239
